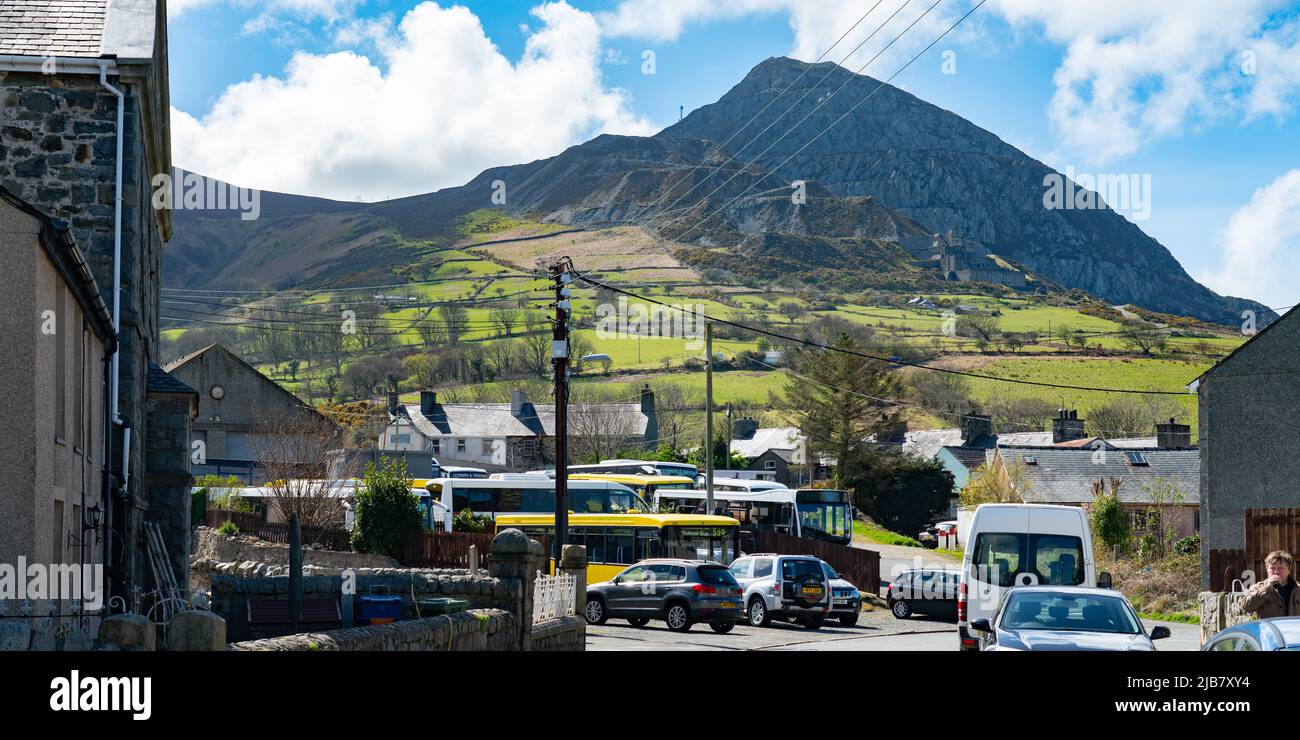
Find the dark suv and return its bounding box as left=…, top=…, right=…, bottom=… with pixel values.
left=584, top=559, right=745, bottom=633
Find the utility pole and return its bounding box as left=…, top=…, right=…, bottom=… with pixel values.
left=550, top=258, right=574, bottom=552
left=705, top=321, right=714, bottom=513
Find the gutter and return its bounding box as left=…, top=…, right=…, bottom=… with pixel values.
left=0, top=55, right=117, bottom=75
left=98, top=62, right=125, bottom=427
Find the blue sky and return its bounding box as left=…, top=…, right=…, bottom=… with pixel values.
left=166, top=1, right=1300, bottom=309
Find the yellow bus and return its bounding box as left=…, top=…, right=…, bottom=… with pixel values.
left=567, top=473, right=696, bottom=501
left=494, top=513, right=741, bottom=583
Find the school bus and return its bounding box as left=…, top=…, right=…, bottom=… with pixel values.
left=494, top=513, right=741, bottom=583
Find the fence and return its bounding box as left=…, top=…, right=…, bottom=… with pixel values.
left=404, top=530, right=497, bottom=569
left=751, top=530, right=881, bottom=591
left=1207, top=508, right=1300, bottom=592
left=205, top=510, right=351, bottom=551
left=532, top=572, right=577, bottom=623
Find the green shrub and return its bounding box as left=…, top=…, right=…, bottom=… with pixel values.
left=1174, top=534, right=1200, bottom=556
left=453, top=507, right=492, bottom=533
left=350, top=457, right=421, bottom=560
left=216, top=520, right=239, bottom=537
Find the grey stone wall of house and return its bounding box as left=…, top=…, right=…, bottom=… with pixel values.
left=1198, top=314, right=1300, bottom=588
left=145, top=391, right=196, bottom=593
left=749, top=450, right=792, bottom=486
left=228, top=610, right=516, bottom=651
left=1, top=70, right=172, bottom=601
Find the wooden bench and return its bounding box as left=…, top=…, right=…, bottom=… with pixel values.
left=247, top=598, right=342, bottom=639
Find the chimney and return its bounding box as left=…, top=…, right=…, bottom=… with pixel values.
left=880, top=416, right=908, bottom=445
left=640, top=384, right=655, bottom=415
left=1155, top=418, right=1192, bottom=449
left=511, top=389, right=529, bottom=417
left=1052, top=409, right=1086, bottom=443
left=732, top=418, right=758, bottom=440
left=387, top=392, right=399, bottom=416
left=959, top=413, right=992, bottom=445
left=420, top=390, right=437, bottom=415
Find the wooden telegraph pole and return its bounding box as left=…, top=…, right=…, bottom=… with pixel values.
left=551, top=258, right=574, bottom=550
left=705, top=321, right=714, bottom=513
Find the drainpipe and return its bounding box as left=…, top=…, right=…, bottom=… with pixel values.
left=98, top=62, right=124, bottom=427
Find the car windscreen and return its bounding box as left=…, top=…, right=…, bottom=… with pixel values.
left=1000, top=593, right=1140, bottom=634
left=970, top=533, right=1084, bottom=587
left=697, top=566, right=739, bottom=586
left=781, top=559, right=824, bottom=580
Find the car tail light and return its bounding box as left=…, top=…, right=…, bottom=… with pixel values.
left=770, top=582, right=780, bottom=594
left=692, top=584, right=716, bottom=594
left=957, top=580, right=967, bottom=623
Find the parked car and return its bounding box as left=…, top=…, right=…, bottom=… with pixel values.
left=917, top=525, right=939, bottom=549
left=971, top=586, right=1169, bottom=651
left=584, top=559, right=744, bottom=633
left=958, top=503, right=1111, bottom=651
left=729, top=554, right=833, bottom=629
left=1202, top=617, right=1300, bottom=651
left=887, top=569, right=960, bottom=621
left=821, top=562, right=862, bottom=626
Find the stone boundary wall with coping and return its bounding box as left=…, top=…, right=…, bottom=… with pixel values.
left=227, top=609, right=516, bottom=651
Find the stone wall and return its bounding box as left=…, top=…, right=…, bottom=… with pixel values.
left=227, top=609, right=515, bottom=651
left=1198, top=591, right=1253, bottom=645
left=193, top=527, right=397, bottom=571
left=530, top=615, right=585, bottom=651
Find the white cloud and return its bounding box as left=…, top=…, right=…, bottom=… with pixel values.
left=172, top=2, right=657, bottom=201
left=1199, top=169, right=1300, bottom=309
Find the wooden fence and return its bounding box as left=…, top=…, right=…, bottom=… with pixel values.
left=751, top=530, right=881, bottom=592
left=1208, top=508, right=1300, bottom=591
left=205, top=510, right=352, bottom=552
left=404, top=530, right=497, bottom=569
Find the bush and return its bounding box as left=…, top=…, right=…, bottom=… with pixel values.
left=216, top=520, right=239, bottom=537
left=453, top=508, right=493, bottom=533
left=1173, top=534, right=1200, bottom=556
left=350, top=457, right=421, bottom=560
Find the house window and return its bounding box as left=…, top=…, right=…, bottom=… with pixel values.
left=764, top=459, right=777, bottom=470
left=456, top=438, right=466, bottom=454
left=391, top=434, right=411, bottom=445
left=430, top=438, right=441, bottom=455
left=482, top=439, right=495, bottom=456
left=523, top=438, right=537, bottom=455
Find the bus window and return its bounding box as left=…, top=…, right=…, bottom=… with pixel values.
left=452, top=487, right=497, bottom=513
left=635, top=528, right=661, bottom=561
left=606, top=528, right=635, bottom=565
left=522, top=489, right=556, bottom=513
left=496, top=488, right=524, bottom=513
left=583, top=529, right=607, bottom=563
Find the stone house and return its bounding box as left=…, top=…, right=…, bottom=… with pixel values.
left=0, top=185, right=115, bottom=617
left=163, top=344, right=337, bottom=483
left=728, top=424, right=830, bottom=486
left=0, top=0, right=195, bottom=606
left=382, top=387, right=658, bottom=473
left=1195, top=307, right=1300, bottom=587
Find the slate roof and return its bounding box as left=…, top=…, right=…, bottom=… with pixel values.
left=146, top=362, right=197, bottom=396
left=730, top=427, right=801, bottom=459
left=403, top=402, right=650, bottom=439
left=941, top=445, right=993, bottom=472
left=0, top=0, right=108, bottom=56
left=900, top=429, right=1054, bottom=459
left=1001, top=446, right=1200, bottom=505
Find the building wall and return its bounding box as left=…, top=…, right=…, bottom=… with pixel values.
left=0, top=202, right=107, bottom=602
left=1199, top=316, right=1300, bottom=587
left=2, top=70, right=170, bottom=598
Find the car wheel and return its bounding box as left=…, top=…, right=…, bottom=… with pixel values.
left=627, top=617, right=650, bottom=627
left=748, top=597, right=771, bottom=628
left=802, top=617, right=825, bottom=630
left=839, top=613, right=859, bottom=627
left=891, top=599, right=911, bottom=619
left=665, top=602, right=693, bottom=632
left=710, top=622, right=735, bottom=634
left=584, top=597, right=607, bottom=625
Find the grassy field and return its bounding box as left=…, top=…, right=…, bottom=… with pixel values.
left=853, top=520, right=923, bottom=548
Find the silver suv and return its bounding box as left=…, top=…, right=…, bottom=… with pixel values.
left=729, top=554, right=832, bottom=629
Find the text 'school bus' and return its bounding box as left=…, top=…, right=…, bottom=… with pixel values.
left=424, top=477, right=650, bottom=531
left=568, top=473, right=696, bottom=500
left=657, top=488, right=854, bottom=546
left=494, top=513, right=741, bottom=582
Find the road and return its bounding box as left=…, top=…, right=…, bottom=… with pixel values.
left=868, top=541, right=962, bottom=592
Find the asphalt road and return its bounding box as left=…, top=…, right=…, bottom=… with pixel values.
left=586, top=608, right=1203, bottom=652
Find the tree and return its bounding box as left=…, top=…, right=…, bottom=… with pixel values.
left=780, top=333, right=902, bottom=489
left=848, top=450, right=955, bottom=538
left=960, top=459, right=1031, bottom=507
left=1117, top=320, right=1167, bottom=356
left=249, top=412, right=349, bottom=540
left=439, top=304, right=469, bottom=344
left=777, top=300, right=807, bottom=324
left=911, top=370, right=973, bottom=417
left=1086, top=397, right=1185, bottom=438
left=520, top=330, right=551, bottom=378
left=1090, top=478, right=1130, bottom=556
left=350, top=457, right=422, bottom=560
left=489, top=305, right=522, bottom=337
left=957, top=314, right=1000, bottom=343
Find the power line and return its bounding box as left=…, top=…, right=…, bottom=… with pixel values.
left=671, top=0, right=985, bottom=243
